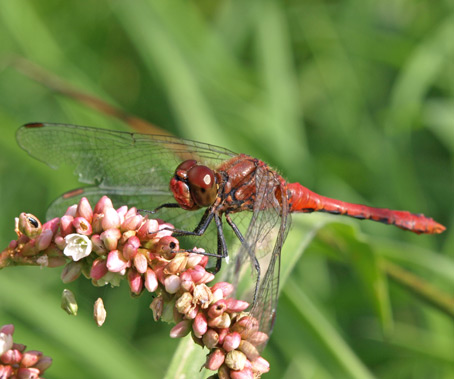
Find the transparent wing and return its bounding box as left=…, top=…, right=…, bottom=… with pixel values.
left=227, top=166, right=291, bottom=345
left=16, top=123, right=237, bottom=192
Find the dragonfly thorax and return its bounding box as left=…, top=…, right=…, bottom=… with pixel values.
left=170, top=160, right=218, bottom=211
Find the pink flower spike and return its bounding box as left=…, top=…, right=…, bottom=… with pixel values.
left=100, top=228, right=121, bottom=251
left=76, top=197, right=93, bottom=223
left=164, top=275, right=181, bottom=294
left=73, top=217, right=92, bottom=235
left=106, top=250, right=129, bottom=273
left=65, top=204, right=77, bottom=217
left=211, top=282, right=235, bottom=298
left=42, top=217, right=60, bottom=234
left=21, top=350, right=42, bottom=367
left=102, top=207, right=121, bottom=230
left=170, top=320, right=191, bottom=338
left=94, top=196, right=113, bottom=214
left=223, top=332, right=242, bottom=352
left=36, top=229, right=53, bottom=251
left=90, top=258, right=108, bottom=280
left=144, top=268, right=158, bottom=292
left=193, top=312, right=208, bottom=338
left=123, top=236, right=140, bottom=260
left=204, top=348, right=225, bottom=371
left=60, top=215, right=75, bottom=237
left=128, top=269, right=143, bottom=295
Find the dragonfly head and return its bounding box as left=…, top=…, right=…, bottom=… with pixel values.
left=170, top=160, right=218, bottom=211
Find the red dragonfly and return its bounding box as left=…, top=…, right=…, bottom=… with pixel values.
left=16, top=122, right=445, bottom=339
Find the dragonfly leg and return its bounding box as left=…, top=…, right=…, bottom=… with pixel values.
left=225, top=214, right=261, bottom=305
left=213, top=213, right=229, bottom=273
left=139, top=203, right=181, bottom=214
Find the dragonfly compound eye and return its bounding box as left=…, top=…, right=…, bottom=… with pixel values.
left=187, top=165, right=217, bottom=207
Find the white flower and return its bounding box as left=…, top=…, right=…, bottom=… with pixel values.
left=64, top=234, right=92, bottom=261
left=0, top=332, right=13, bottom=355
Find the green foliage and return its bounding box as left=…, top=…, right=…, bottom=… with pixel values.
left=0, top=1, right=452, bottom=378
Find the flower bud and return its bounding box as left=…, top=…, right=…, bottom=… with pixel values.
left=65, top=204, right=77, bottom=217
left=169, top=320, right=191, bottom=338
left=121, top=215, right=144, bottom=233
left=225, top=298, right=249, bottom=313
left=106, top=250, right=129, bottom=273
left=230, top=367, right=254, bottom=379
left=35, top=356, right=53, bottom=372
left=91, top=234, right=107, bottom=255
left=60, top=215, right=75, bottom=236
left=225, top=350, right=247, bottom=371
left=211, top=282, right=235, bottom=298
left=116, top=205, right=128, bottom=224
left=128, top=269, right=143, bottom=295
left=137, top=219, right=159, bottom=241
left=251, top=356, right=270, bottom=374
left=42, top=217, right=60, bottom=235
left=61, top=261, right=83, bottom=283
left=238, top=340, right=259, bottom=361
left=164, top=275, right=181, bottom=294
left=247, top=331, right=269, bottom=347
left=0, top=324, right=14, bottom=335
left=193, top=312, right=208, bottom=338
left=144, top=268, right=158, bottom=293
left=186, top=253, right=203, bottom=268
left=133, top=252, right=148, bottom=274
left=202, top=329, right=219, bottom=349
left=90, top=258, right=108, bottom=280
left=205, top=349, right=225, bottom=371
left=21, top=350, right=42, bottom=367
left=91, top=213, right=104, bottom=234
left=94, top=196, right=113, bottom=214
left=36, top=229, right=53, bottom=251
left=179, top=271, right=194, bottom=292
left=76, top=197, right=93, bottom=223
left=100, top=228, right=121, bottom=251
left=223, top=332, right=241, bottom=352
left=164, top=253, right=188, bottom=275
left=102, top=207, right=121, bottom=230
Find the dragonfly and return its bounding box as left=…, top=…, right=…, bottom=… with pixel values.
left=16, top=122, right=446, bottom=340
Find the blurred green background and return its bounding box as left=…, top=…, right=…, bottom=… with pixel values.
left=0, top=1, right=453, bottom=378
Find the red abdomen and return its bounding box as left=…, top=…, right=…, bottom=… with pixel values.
left=287, top=183, right=445, bottom=235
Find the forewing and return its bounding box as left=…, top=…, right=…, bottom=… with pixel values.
left=16, top=123, right=237, bottom=192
